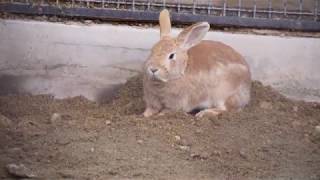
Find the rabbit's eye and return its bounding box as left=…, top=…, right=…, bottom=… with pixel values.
left=168, top=53, right=176, bottom=60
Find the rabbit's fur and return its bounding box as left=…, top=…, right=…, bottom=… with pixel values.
left=143, top=9, right=251, bottom=117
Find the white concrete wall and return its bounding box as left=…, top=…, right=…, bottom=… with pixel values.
left=0, top=19, right=320, bottom=102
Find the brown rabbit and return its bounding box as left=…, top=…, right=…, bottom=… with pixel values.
left=143, top=9, right=251, bottom=117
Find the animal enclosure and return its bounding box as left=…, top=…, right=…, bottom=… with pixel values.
left=1, top=0, right=320, bottom=31
left=0, top=0, right=320, bottom=179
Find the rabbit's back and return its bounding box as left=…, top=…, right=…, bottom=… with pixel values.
left=181, top=40, right=251, bottom=111
left=186, top=40, right=249, bottom=75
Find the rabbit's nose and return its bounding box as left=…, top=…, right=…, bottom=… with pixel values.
left=149, top=68, right=159, bottom=74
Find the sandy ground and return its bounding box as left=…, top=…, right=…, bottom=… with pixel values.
left=0, top=75, right=319, bottom=179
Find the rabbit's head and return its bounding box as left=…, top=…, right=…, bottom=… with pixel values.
left=144, top=9, right=210, bottom=82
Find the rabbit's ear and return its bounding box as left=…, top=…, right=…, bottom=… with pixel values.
left=159, top=9, right=171, bottom=38
left=176, top=22, right=209, bottom=49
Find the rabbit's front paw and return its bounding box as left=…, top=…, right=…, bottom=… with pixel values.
left=143, top=108, right=159, bottom=117
left=195, top=108, right=225, bottom=118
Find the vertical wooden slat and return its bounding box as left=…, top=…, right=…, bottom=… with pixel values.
left=315, top=0, right=319, bottom=21
left=238, top=0, right=241, bottom=17
left=253, top=0, right=256, bottom=18
left=117, top=0, right=120, bottom=9
left=223, top=0, right=226, bottom=16
left=283, top=0, right=287, bottom=16
left=192, top=0, right=196, bottom=14
left=147, top=0, right=151, bottom=10
left=299, top=0, right=303, bottom=19
left=207, top=0, right=212, bottom=15
left=268, top=0, right=272, bottom=18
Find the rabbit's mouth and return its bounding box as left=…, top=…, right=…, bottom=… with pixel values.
left=151, top=74, right=168, bottom=83
left=146, top=66, right=168, bottom=82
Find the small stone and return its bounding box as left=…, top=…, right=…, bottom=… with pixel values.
left=315, top=125, right=320, bottom=134
left=8, top=147, right=22, bottom=154
left=195, top=129, right=203, bottom=134
left=84, top=20, right=93, bottom=25
left=133, top=172, right=143, bottom=177
left=49, top=16, right=58, bottom=22
left=292, top=121, right=302, bottom=128
left=239, top=149, right=248, bottom=159
left=56, top=139, right=70, bottom=146
left=50, top=113, right=61, bottom=123
left=0, top=114, right=12, bottom=128
left=259, top=101, right=272, bottom=109
left=65, top=21, right=76, bottom=25
left=200, top=152, right=210, bottom=159
left=58, top=171, right=74, bottom=178
left=190, top=153, right=200, bottom=158
left=34, top=16, right=46, bottom=21
left=212, top=150, right=221, bottom=156
left=174, top=135, right=181, bottom=141
left=90, top=147, right=95, bottom=152
left=178, top=145, right=190, bottom=151
left=190, top=151, right=210, bottom=159
left=108, top=170, right=118, bottom=175
left=137, top=140, right=143, bottom=144
left=8, top=148, right=24, bottom=159
left=6, top=163, right=36, bottom=178
left=105, top=120, right=112, bottom=126
left=180, top=138, right=192, bottom=146
left=252, top=29, right=274, bottom=35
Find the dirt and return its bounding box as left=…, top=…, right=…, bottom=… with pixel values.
left=0, top=75, right=319, bottom=180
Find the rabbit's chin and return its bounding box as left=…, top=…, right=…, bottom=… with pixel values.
left=150, top=75, right=168, bottom=83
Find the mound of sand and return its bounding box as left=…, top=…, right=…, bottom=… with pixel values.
left=0, top=75, right=319, bottom=179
